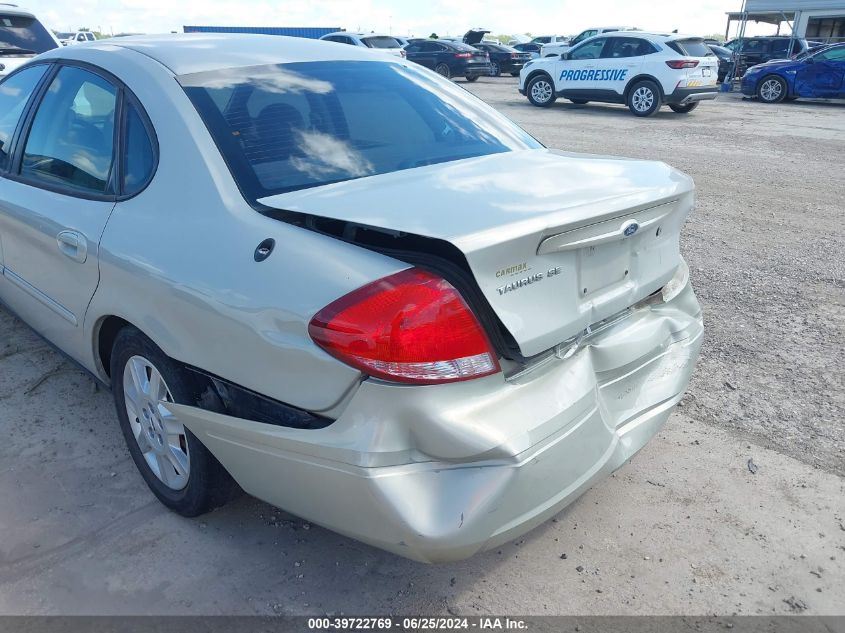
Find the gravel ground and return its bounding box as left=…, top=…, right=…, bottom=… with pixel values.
left=1, top=78, right=843, bottom=615
left=463, top=79, right=845, bottom=476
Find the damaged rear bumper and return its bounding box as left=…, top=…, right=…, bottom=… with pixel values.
left=173, top=260, right=703, bottom=562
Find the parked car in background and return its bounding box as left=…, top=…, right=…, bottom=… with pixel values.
left=513, top=42, right=542, bottom=59
left=707, top=43, right=733, bottom=82
left=394, top=36, right=410, bottom=47
left=319, top=31, right=406, bottom=58
left=0, top=33, right=702, bottom=563
left=54, top=31, right=74, bottom=46
left=541, top=26, right=635, bottom=57
left=531, top=35, right=568, bottom=46
left=741, top=42, right=845, bottom=102
left=404, top=38, right=491, bottom=80
left=63, top=30, right=97, bottom=45
left=472, top=41, right=531, bottom=76
left=722, top=36, right=813, bottom=75
left=521, top=33, right=719, bottom=116
left=0, top=6, right=60, bottom=76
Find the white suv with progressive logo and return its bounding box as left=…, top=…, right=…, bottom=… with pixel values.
left=520, top=32, right=719, bottom=116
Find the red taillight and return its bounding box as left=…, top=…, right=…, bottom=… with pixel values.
left=308, top=268, right=500, bottom=384
left=511, top=53, right=519, bottom=59
left=454, top=52, right=472, bottom=58
left=665, top=60, right=699, bottom=69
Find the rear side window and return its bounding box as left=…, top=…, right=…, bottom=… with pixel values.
left=603, top=37, right=656, bottom=58
left=21, top=66, right=117, bottom=194
left=671, top=39, right=715, bottom=57
left=179, top=60, right=541, bottom=201
left=0, top=64, right=47, bottom=170
left=122, top=102, right=155, bottom=195
left=0, top=14, right=58, bottom=54
left=361, top=36, right=400, bottom=49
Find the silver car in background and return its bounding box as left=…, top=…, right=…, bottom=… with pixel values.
left=0, top=34, right=702, bottom=562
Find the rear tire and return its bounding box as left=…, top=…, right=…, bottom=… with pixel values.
left=757, top=75, right=787, bottom=103
left=111, top=327, right=237, bottom=517
left=668, top=102, right=699, bottom=114
left=465, top=75, right=479, bottom=82
left=510, top=71, right=520, bottom=77
left=526, top=74, right=556, bottom=107
left=435, top=63, right=451, bottom=79
left=626, top=80, right=661, bottom=117
left=490, top=61, right=501, bottom=77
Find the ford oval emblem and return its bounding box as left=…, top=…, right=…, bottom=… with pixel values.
left=623, top=221, right=640, bottom=237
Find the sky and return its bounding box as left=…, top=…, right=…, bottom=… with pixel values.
left=31, top=0, right=776, bottom=39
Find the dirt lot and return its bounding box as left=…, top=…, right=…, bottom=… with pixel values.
left=1, top=78, right=843, bottom=615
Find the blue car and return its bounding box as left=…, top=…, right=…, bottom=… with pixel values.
left=742, top=43, right=845, bottom=103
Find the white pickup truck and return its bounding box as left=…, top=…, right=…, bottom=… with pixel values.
left=541, top=26, right=635, bottom=57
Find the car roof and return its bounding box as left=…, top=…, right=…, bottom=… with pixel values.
left=0, top=4, right=36, bottom=17
left=37, top=33, right=402, bottom=75
left=588, top=31, right=700, bottom=41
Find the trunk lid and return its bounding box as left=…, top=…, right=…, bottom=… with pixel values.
left=463, top=29, right=490, bottom=45
left=259, top=149, right=695, bottom=358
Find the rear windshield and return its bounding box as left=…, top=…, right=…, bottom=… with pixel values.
left=361, top=36, right=401, bottom=49
left=669, top=39, right=714, bottom=57
left=180, top=61, right=541, bottom=200
left=0, top=14, right=58, bottom=54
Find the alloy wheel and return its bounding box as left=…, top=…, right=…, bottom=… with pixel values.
left=531, top=79, right=553, bottom=103
left=632, top=86, right=655, bottom=112
left=760, top=78, right=783, bottom=102
left=123, top=355, right=190, bottom=490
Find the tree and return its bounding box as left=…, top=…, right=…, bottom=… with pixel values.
left=429, top=32, right=438, bottom=39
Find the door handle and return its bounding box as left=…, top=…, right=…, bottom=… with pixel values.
left=56, top=230, right=88, bottom=263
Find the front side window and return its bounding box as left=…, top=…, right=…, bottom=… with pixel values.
left=741, top=39, right=764, bottom=53
left=180, top=61, right=541, bottom=201
left=0, top=13, right=58, bottom=54
left=770, top=39, right=790, bottom=56
left=21, top=65, right=117, bottom=194
left=0, top=64, right=47, bottom=170
left=572, top=30, right=597, bottom=46
left=816, top=46, right=845, bottom=61
left=569, top=38, right=606, bottom=60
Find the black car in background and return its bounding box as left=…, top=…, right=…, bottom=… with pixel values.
left=707, top=44, right=733, bottom=82
left=722, top=36, right=814, bottom=75
left=470, top=42, right=531, bottom=76
left=512, top=42, right=542, bottom=59
left=403, top=39, right=492, bottom=81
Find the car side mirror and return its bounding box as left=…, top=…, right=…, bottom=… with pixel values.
left=561, top=52, right=570, bottom=60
